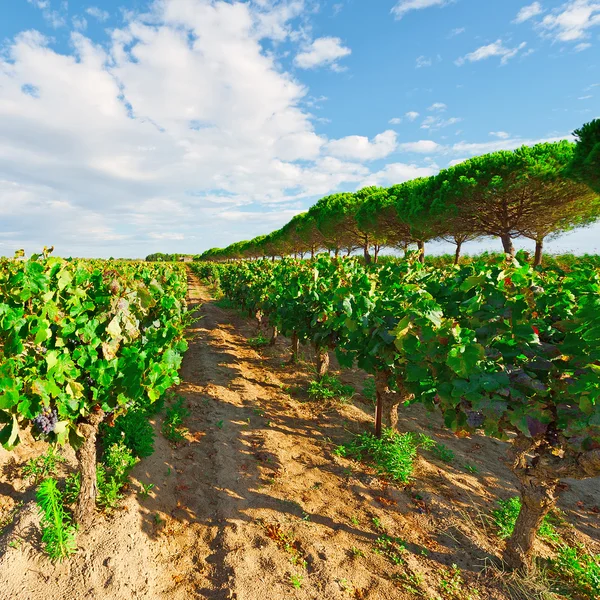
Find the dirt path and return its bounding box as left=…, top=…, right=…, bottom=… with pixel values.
left=1, top=273, right=598, bottom=600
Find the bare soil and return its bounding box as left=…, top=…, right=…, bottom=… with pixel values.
left=0, top=273, right=598, bottom=600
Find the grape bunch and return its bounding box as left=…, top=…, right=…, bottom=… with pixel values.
left=33, top=408, right=58, bottom=434
left=466, top=410, right=485, bottom=428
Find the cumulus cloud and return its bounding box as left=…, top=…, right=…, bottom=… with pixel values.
left=391, top=0, right=448, bottom=20
left=294, top=36, right=351, bottom=70
left=455, top=40, right=528, bottom=66
left=490, top=131, right=511, bottom=139
left=416, top=55, right=433, bottom=68
left=389, top=117, right=402, bottom=125
left=514, top=2, right=544, bottom=23
left=539, top=0, right=600, bottom=43
left=398, top=140, right=442, bottom=153
left=405, top=111, right=420, bottom=121
left=428, top=102, right=447, bottom=111
left=362, top=162, right=438, bottom=186
left=85, top=7, right=110, bottom=21
left=325, top=130, right=398, bottom=161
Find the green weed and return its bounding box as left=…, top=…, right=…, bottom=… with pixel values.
left=362, top=376, right=376, bottom=404
left=162, top=397, right=190, bottom=443
left=439, top=564, right=479, bottom=599
left=374, top=534, right=406, bottom=565
left=36, top=478, right=77, bottom=561
left=22, top=446, right=65, bottom=483
left=138, top=482, right=155, bottom=498
left=307, top=373, right=355, bottom=403
left=289, top=574, right=303, bottom=589
left=549, top=544, right=600, bottom=599
left=248, top=333, right=270, bottom=348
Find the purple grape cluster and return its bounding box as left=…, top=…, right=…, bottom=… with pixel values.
left=33, top=409, right=58, bottom=434
left=466, top=411, right=485, bottom=428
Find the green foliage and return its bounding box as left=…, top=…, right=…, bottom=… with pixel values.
left=36, top=478, right=77, bottom=561
left=138, top=482, right=155, bottom=498
left=96, top=442, right=138, bottom=511
left=374, top=534, right=406, bottom=565
left=247, top=333, right=270, bottom=348
left=570, top=119, right=600, bottom=193
left=289, top=574, right=303, bottom=589
left=307, top=373, right=355, bottom=403
left=335, top=429, right=431, bottom=482
left=362, top=376, right=376, bottom=404
left=492, top=497, right=560, bottom=542
left=22, top=446, right=65, bottom=483
left=101, top=408, right=155, bottom=459
left=161, top=397, right=190, bottom=443
left=550, top=545, right=600, bottom=600
left=430, top=442, right=455, bottom=464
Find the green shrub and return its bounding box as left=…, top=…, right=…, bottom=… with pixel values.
left=162, top=397, right=190, bottom=443
left=307, top=373, right=355, bottom=403
left=550, top=545, right=600, bottom=600
left=101, top=409, right=155, bottom=458
left=96, top=442, right=138, bottom=511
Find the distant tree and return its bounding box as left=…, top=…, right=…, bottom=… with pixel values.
left=569, top=119, right=600, bottom=193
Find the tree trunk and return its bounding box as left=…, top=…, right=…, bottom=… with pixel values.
left=454, top=241, right=462, bottom=265
left=533, top=238, right=544, bottom=267
left=290, top=331, right=300, bottom=363
left=310, top=248, right=315, bottom=259
left=334, top=248, right=339, bottom=258
left=373, top=245, right=380, bottom=263
left=74, top=409, right=105, bottom=528
left=374, top=371, right=399, bottom=437
left=501, top=233, right=515, bottom=256
left=503, top=476, right=558, bottom=570
left=270, top=325, right=278, bottom=346
left=417, top=241, right=425, bottom=264
left=315, top=345, right=330, bottom=378
left=364, top=245, right=372, bottom=264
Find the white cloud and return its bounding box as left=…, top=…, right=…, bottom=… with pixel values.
left=448, top=157, right=467, bottom=167
left=389, top=117, right=402, bottom=125
left=294, top=36, right=351, bottom=70
left=455, top=40, right=528, bottom=66
left=325, top=130, right=398, bottom=161
left=391, top=0, right=448, bottom=20
left=416, top=55, right=433, bottom=68
left=363, top=162, right=438, bottom=186
left=405, top=111, right=420, bottom=121
left=428, top=102, right=447, bottom=111
left=421, top=116, right=462, bottom=130
left=451, top=134, right=573, bottom=156
left=514, top=2, right=544, bottom=23
left=575, top=41, right=592, bottom=50
left=578, top=94, right=593, bottom=99
left=448, top=27, right=466, bottom=37
left=539, top=0, right=600, bottom=43
left=490, top=131, right=511, bottom=139
left=85, top=7, right=110, bottom=22
left=72, top=16, right=88, bottom=31
left=398, top=140, right=442, bottom=153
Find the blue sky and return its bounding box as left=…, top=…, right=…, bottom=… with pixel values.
left=0, top=0, right=598, bottom=258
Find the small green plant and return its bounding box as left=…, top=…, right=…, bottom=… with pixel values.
left=463, top=463, right=478, bottom=474
left=362, top=376, right=376, bottom=404
left=36, top=478, right=77, bottom=561
left=101, top=408, right=156, bottom=458
left=0, top=501, right=23, bottom=536
left=391, top=572, right=424, bottom=595
left=307, top=373, right=355, bottom=403
left=549, top=544, right=600, bottom=600
left=216, top=420, right=224, bottom=429
left=289, top=574, right=303, bottom=589
left=248, top=333, right=270, bottom=348
left=371, top=516, right=385, bottom=531
left=138, top=482, right=155, bottom=498
left=492, top=496, right=560, bottom=543
left=335, top=429, right=430, bottom=482
left=97, top=442, right=138, bottom=511
left=431, top=442, right=455, bottom=463
left=438, top=564, right=479, bottom=599
left=374, top=534, right=406, bottom=565
left=350, top=546, right=364, bottom=558
left=162, top=397, right=190, bottom=443
left=22, top=446, right=65, bottom=483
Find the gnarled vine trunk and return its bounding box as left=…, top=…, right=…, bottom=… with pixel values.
left=533, top=238, right=544, bottom=267
left=74, top=409, right=105, bottom=528
left=374, top=371, right=399, bottom=437
left=270, top=325, right=278, bottom=346
left=501, top=233, right=515, bottom=256
left=290, top=331, right=300, bottom=363
left=503, top=474, right=558, bottom=570
left=315, top=344, right=330, bottom=379
left=417, top=241, right=425, bottom=264
left=454, top=241, right=462, bottom=265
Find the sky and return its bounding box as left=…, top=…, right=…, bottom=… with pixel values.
left=0, top=0, right=599, bottom=258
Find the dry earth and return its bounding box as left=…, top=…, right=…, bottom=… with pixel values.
left=0, top=273, right=598, bottom=600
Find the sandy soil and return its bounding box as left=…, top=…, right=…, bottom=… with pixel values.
left=0, top=273, right=598, bottom=600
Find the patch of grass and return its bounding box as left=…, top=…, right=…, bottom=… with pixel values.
left=431, top=442, right=455, bottom=464
left=214, top=297, right=237, bottom=310
left=307, top=373, right=355, bottom=403
left=549, top=544, right=600, bottom=600
left=22, top=446, right=65, bottom=484
left=374, top=534, right=406, bottom=565
left=463, top=463, right=479, bottom=474
left=439, top=564, right=479, bottom=599
left=391, top=572, right=425, bottom=596
left=334, top=429, right=432, bottom=483
left=289, top=574, right=303, bottom=589
left=492, top=496, right=561, bottom=543
left=162, top=397, right=190, bottom=443
left=247, top=333, right=270, bottom=348
left=101, top=408, right=156, bottom=459
left=36, top=478, right=77, bottom=561
left=0, top=501, right=24, bottom=535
